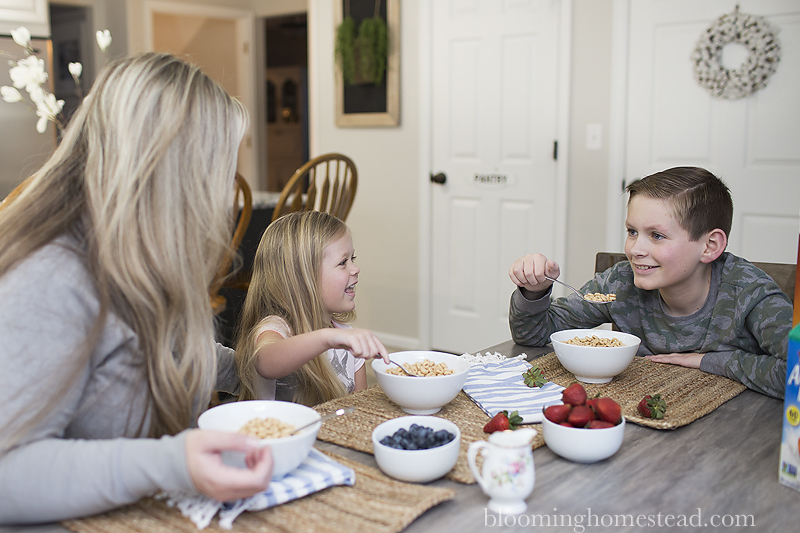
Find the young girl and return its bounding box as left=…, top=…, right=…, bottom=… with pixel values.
left=0, top=53, right=272, bottom=524
left=235, top=211, right=389, bottom=406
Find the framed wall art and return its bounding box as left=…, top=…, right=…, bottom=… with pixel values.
left=334, top=0, right=399, bottom=127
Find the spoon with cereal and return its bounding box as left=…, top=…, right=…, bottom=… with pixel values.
left=387, top=359, right=423, bottom=377
left=544, top=275, right=615, bottom=304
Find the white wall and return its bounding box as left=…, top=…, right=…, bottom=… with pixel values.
left=308, top=0, right=422, bottom=347
left=94, top=0, right=617, bottom=349
left=566, top=0, right=614, bottom=285
left=306, top=0, right=615, bottom=348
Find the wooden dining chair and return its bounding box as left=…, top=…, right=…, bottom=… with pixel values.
left=0, top=176, right=33, bottom=211
left=209, top=172, right=253, bottom=315
left=272, top=153, right=358, bottom=222
left=594, top=252, right=797, bottom=303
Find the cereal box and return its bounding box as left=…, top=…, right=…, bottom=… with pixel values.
left=779, top=325, right=800, bottom=491
left=778, top=224, right=800, bottom=491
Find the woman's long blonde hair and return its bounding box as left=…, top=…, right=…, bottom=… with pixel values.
left=0, top=52, right=247, bottom=447
left=235, top=211, right=355, bottom=406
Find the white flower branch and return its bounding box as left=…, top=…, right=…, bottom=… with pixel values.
left=2, top=26, right=111, bottom=133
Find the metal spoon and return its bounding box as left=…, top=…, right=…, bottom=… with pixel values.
left=388, top=358, right=423, bottom=377
left=544, top=275, right=614, bottom=304
left=290, top=406, right=356, bottom=436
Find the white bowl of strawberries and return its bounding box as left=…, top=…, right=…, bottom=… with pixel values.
left=541, top=383, right=625, bottom=463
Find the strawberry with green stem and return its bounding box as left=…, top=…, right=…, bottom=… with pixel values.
left=483, top=410, right=523, bottom=433
left=638, top=394, right=667, bottom=419
left=522, top=365, right=547, bottom=388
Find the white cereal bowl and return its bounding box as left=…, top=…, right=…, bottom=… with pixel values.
left=371, top=415, right=461, bottom=483
left=198, top=400, right=321, bottom=479
left=371, top=351, right=471, bottom=414
left=541, top=414, right=625, bottom=463
left=550, top=329, right=641, bottom=383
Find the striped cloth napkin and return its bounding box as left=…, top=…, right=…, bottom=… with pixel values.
left=165, top=448, right=355, bottom=530
left=463, top=357, right=565, bottom=423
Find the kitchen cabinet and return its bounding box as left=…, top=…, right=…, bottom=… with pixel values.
left=0, top=0, right=49, bottom=37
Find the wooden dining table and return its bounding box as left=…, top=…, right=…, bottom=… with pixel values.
left=2, top=340, right=796, bottom=533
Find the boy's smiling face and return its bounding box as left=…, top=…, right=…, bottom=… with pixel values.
left=624, top=195, right=711, bottom=298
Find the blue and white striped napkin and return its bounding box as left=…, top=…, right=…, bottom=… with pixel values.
left=463, top=358, right=565, bottom=424
left=166, top=448, right=355, bottom=530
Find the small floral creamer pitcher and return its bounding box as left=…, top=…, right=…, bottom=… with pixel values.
left=467, top=428, right=537, bottom=515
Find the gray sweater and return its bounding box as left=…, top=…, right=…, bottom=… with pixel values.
left=0, top=239, right=239, bottom=524
left=509, top=253, right=792, bottom=398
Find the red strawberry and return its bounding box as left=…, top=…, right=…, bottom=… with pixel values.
left=544, top=404, right=572, bottom=424
left=562, top=383, right=587, bottom=406
left=567, top=405, right=595, bottom=427
left=588, top=420, right=616, bottom=429
left=637, top=394, right=667, bottom=419
left=593, top=398, right=622, bottom=425
left=483, top=410, right=523, bottom=433
left=585, top=397, right=600, bottom=411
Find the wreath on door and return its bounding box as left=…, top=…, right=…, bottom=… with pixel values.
left=690, top=6, right=781, bottom=100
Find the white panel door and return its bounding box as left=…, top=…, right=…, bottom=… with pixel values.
left=431, top=0, right=561, bottom=353
left=626, top=0, right=800, bottom=264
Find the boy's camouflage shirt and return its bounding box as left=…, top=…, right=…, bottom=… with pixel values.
left=509, top=252, right=793, bottom=398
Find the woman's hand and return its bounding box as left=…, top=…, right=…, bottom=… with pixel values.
left=645, top=353, right=704, bottom=369
left=329, top=328, right=390, bottom=363
left=509, top=253, right=561, bottom=299
left=185, top=429, right=273, bottom=502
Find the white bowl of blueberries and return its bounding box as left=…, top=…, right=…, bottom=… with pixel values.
left=371, top=415, right=461, bottom=483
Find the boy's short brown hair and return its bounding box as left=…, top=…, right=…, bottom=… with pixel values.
left=626, top=167, right=733, bottom=241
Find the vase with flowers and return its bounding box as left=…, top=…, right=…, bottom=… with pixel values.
left=1, top=26, right=112, bottom=133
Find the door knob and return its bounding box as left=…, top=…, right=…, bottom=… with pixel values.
left=430, top=172, right=446, bottom=184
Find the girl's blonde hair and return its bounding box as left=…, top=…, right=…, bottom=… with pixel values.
left=0, top=52, right=247, bottom=449
left=235, top=211, right=355, bottom=406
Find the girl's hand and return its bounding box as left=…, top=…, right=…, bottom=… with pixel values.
left=330, top=328, right=390, bottom=363
left=509, top=253, right=561, bottom=298
left=645, top=353, right=704, bottom=369
left=185, top=429, right=273, bottom=502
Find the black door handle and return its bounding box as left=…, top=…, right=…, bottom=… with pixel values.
left=430, top=172, right=446, bottom=184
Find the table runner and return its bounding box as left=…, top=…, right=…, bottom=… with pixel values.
left=534, top=351, right=747, bottom=429
left=313, top=386, right=546, bottom=484
left=62, top=450, right=455, bottom=533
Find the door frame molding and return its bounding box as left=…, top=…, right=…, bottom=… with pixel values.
left=143, top=0, right=259, bottom=189
left=607, top=0, right=629, bottom=253
left=417, top=1, right=573, bottom=350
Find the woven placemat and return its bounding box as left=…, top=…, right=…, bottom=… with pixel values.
left=62, top=450, right=455, bottom=533
left=534, top=351, right=747, bottom=429
left=314, top=386, right=545, bottom=484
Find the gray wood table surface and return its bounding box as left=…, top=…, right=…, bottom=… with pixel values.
left=2, top=341, right=796, bottom=533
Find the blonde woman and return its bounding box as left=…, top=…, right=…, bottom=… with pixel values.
left=0, top=53, right=272, bottom=524
left=235, top=211, right=389, bottom=406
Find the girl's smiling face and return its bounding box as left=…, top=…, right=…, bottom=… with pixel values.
left=320, top=231, right=359, bottom=322
left=624, top=195, right=710, bottom=299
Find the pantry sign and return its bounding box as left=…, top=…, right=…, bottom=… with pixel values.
left=472, top=173, right=515, bottom=187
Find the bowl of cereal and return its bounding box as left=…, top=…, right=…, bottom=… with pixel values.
left=198, top=400, right=320, bottom=479
left=371, top=351, right=471, bottom=414
left=371, top=415, right=461, bottom=482
left=550, top=329, right=640, bottom=384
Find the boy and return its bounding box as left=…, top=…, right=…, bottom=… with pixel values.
left=508, top=167, right=792, bottom=398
